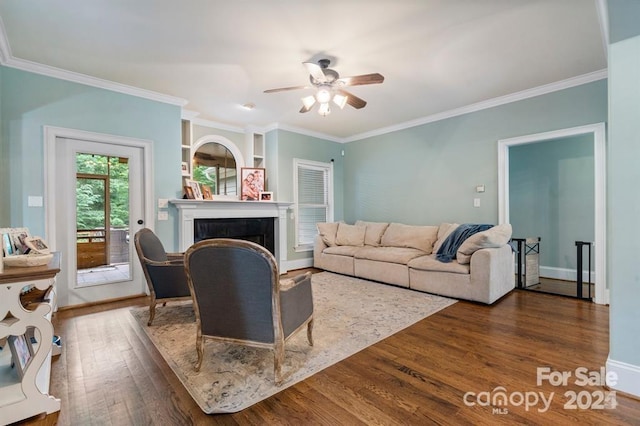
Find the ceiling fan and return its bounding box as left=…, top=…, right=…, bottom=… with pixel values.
left=264, top=59, right=384, bottom=116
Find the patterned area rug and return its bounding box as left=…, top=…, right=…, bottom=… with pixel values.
left=130, top=272, right=456, bottom=414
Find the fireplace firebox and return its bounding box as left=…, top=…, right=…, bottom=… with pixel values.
left=194, top=217, right=275, bottom=255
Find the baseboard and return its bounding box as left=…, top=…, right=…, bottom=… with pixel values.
left=282, top=257, right=314, bottom=273
left=606, top=357, right=640, bottom=398
left=515, top=265, right=595, bottom=283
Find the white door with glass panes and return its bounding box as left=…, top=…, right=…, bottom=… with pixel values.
left=45, top=130, right=151, bottom=307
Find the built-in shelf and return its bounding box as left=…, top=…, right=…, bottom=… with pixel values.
left=0, top=254, right=61, bottom=424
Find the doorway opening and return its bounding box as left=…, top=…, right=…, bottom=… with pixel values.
left=75, top=153, right=131, bottom=286
left=498, top=123, right=607, bottom=304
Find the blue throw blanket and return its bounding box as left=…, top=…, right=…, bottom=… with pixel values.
left=436, top=223, right=494, bottom=263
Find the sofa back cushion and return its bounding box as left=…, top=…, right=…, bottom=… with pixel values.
left=381, top=223, right=438, bottom=254
left=433, top=223, right=460, bottom=253
left=317, top=222, right=340, bottom=246
left=335, top=223, right=366, bottom=246
left=355, top=221, right=390, bottom=246
left=456, top=223, right=512, bottom=264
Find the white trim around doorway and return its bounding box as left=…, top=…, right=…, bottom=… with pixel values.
left=497, top=123, right=607, bottom=305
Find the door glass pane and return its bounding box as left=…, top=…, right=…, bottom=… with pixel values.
left=76, top=153, right=131, bottom=286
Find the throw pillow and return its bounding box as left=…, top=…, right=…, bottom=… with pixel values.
left=380, top=223, right=438, bottom=254
left=355, top=221, right=390, bottom=246
left=335, top=223, right=366, bottom=246
left=316, top=222, right=339, bottom=247
left=456, top=223, right=512, bottom=264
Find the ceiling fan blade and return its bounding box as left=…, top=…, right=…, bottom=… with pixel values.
left=337, top=73, right=384, bottom=87
left=303, top=61, right=327, bottom=83
left=264, top=85, right=309, bottom=94
left=337, top=89, right=367, bottom=109
left=299, top=104, right=314, bottom=113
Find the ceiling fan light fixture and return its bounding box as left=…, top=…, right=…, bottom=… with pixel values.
left=318, top=102, right=331, bottom=116
left=333, top=93, right=348, bottom=109
left=316, top=87, right=332, bottom=104
left=301, top=95, right=316, bottom=109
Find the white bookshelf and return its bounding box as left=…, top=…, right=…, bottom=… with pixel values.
left=0, top=254, right=61, bottom=424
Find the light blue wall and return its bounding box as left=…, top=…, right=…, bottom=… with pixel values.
left=509, top=135, right=594, bottom=270
left=608, top=33, right=640, bottom=378
left=0, top=66, right=6, bottom=226
left=0, top=66, right=182, bottom=248
left=344, top=80, right=607, bottom=226
left=266, top=129, right=344, bottom=261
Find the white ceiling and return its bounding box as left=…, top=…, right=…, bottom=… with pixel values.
left=0, top=0, right=607, bottom=141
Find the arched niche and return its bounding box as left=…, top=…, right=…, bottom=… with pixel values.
left=191, top=135, right=246, bottom=198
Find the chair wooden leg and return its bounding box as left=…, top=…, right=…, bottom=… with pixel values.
left=147, top=302, right=156, bottom=326
left=307, top=318, right=314, bottom=346
left=195, top=334, right=204, bottom=371
left=274, top=341, right=285, bottom=386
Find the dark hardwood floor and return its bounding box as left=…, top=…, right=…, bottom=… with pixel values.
left=15, top=271, right=640, bottom=425
left=525, top=276, right=595, bottom=299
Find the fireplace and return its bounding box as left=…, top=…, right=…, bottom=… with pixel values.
left=194, top=217, right=275, bottom=255
left=170, top=199, right=292, bottom=272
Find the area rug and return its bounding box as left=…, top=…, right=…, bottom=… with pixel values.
left=130, top=272, right=456, bottom=414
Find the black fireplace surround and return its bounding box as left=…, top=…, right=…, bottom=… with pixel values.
left=193, top=218, right=275, bottom=255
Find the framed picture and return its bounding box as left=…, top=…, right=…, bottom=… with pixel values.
left=8, top=333, right=34, bottom=379
left=181, top=161, right=189, bottom=176
left=201, top=185, right=213, bottom=200
left=185, top=179, right=203, bottom=200
left=241, top=168, right=265, bottom=201
left=25, top=236, right=50, bottom=254
left=259, top=191, right=273, bottom=201
left=184, top=185, right=195, bottom=199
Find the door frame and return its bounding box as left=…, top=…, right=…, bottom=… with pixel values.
left=497, top=122, right=607, bottom=304
left=43, top=126, right=154, bottom=305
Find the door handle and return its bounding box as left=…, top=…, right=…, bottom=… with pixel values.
left=137, top=219, right=144, bottom=225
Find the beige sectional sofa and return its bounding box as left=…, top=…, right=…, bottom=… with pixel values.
left=313, top=221, right=515, bottom=304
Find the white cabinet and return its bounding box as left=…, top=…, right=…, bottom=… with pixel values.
left=0, top=254, right=61, bottom=425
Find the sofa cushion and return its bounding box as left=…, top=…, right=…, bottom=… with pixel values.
left=355, top=221, right=390, bottom=246
left=335, top=223, right=366, bottom=246
left=380, top=223, right=438, bottom=254
left=354, top=246, right=427, bottom=265
left=323, top=245, right=363, bottom=256
left=433, top=222, right=460, bottom=253
left=317, top=222, right=340, bottom=247
left=457, top=223, right=513, bottom=264
left=408, top=254, right=470, bottom=274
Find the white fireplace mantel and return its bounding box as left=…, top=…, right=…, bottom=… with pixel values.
left=170, top=199, right=293, bottom=273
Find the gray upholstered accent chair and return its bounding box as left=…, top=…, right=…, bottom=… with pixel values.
left=134, top=228, right=191, bottom=326
left=184, top=238, right=314, bottom=385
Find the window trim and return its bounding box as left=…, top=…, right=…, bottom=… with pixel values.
left=293, top=158, right=334, bottom=252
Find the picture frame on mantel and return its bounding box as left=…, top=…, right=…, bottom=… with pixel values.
left=241, top=167, right=265, bottom=201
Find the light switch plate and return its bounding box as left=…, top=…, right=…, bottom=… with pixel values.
left=28, top=196, right=43, bottom=207
left=158, top=198, right=169, bottom=208
left=158, top=211, right=169, bottom=221
left=473, top=198, right=481, bottom=207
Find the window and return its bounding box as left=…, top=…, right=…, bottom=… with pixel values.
left=294, top=159, right=333, bottom=250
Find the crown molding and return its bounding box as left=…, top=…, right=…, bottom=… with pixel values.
left=343, top=69, right=609, bottom=143
left=2, top=56, right=188, bottom=107
left=191, top=116, right=244, bottom=134
left=0, top=16, right=187, bottom=107
left=263, top=122, right=344, bottom=143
